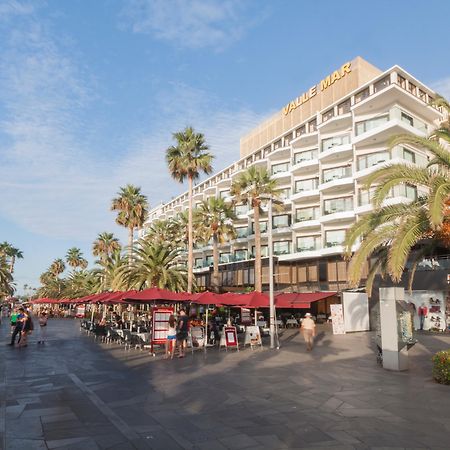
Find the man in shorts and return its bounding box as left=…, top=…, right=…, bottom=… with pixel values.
left=176, top=310, right=189, bottom=358
left=301, top=313, right=316, bottom=351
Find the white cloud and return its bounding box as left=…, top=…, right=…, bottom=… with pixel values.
left=431, top=76, right=450, bottom=100
left=0, top=10, right=270, bottom=245
left=120, top=0, right=258, bottom=50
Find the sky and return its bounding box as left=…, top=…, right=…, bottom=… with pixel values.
left=1, top=0, right=450, bottom=294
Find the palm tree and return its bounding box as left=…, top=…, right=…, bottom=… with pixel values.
left=344, top=96, right=450, bottom=292
left=49, top=258, right=66, bottom=280
left=111, top=185, right=149, bottom=262
left=166, top=126, right=214, bottom=293
left=0, top=242, right=23, bottom=273
left=0, top=255, right=14, bottom=298
left=121, top=240, right=188, bottom=292
left=230, top=166, right=280, bottom=292
left=66, top=248, right=88, bottom=272
left=92, top=232, right=121, bottom=262
left=197, top=197, right=236, bottom=291
left=93, top=249, right=128, bottom=292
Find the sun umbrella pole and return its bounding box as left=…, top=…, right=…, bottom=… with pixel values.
left=204, top=305, right=209, bottom=353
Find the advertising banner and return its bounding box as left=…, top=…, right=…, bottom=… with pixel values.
left=244, top=326, right=262, bottom=348
left=151, top=307, right=174, bottom=352
left=330, top=304, right=345, bottom=335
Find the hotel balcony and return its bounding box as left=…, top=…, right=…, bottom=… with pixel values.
left=248, top=157, right=268, bottom=167
left=319, top=172, right=353, bottom=193
left=268, top=145, right=291, bottom=160
left=292, top=219, right=321, bottom=230
left=291, top=188, right=320, bottom=203
left=291, top=131, right=318, bottom=149
left=290, top=150, right=319, bottom=175
left=320, top=210, right=355, bottom=224
left=318, top=112, right=352, bottom=133
left=319, top=142, right=353, bottom=163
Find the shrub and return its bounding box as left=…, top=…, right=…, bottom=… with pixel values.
left=432, top=350, right=450, bottom=385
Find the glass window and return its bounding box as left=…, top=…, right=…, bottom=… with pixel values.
left=321, top=134, right=350, bottom=152
left=235, top=226, right=248, bottom=238
left=251, top=221, right=267, bottom=234
left=308, top=119, right=317, bottom=132
left=295, top=178, right=319, bottom=193
left=263, top=146, right=271, bottom=157
left=235, top=204, right=248, bottom=215
left=407, top=82, right=416, bottom=94
left=273, top=241, right=291, bottom=255
left=251, top=245, right=268, bottom=258
left=274, top=139, right=282, bottom=150
left=418, top=89, right=427, bottom=101
left=322, top=109, right=334, bottom=122
left=273, top=214, right=290, bottom=229
left=219, top=253, right=231, bottom=263
left=278, top=187, right=291, bottom=200
left=358, top=188, right=376, bottom=206
left=296, top=236, right=320, bottom=252
left=271, top=162, right=289, bottom=175
left=325, top=230, right=346, bottom=247
left=354, top=87, right=369, bottom=104
left=205, top=255, right=213, bottom=266
left=373, top=76, right=390, bottom=93
left=293, top=149, right=318, bottom=164
left=401, top=112, right=414, bottom=127
left=355, top=115, right=389, bottom=135
left=322, top=165, right=352, bottom=183
left=357, top=151, right=390, bottom=170
left=337, top=99, right=351, bottom=115
left=402, top=148, right=415, bottom=163
left=296, top=125, right=306, bottom=137
left=296, top=206, right=320, bottom=222
left=323, top=197, right=353, bottom=215
left=234, top=249, right=248, bottom=261
left=284, top=134, right=292, bottom=146
left=195, top=258, right=203, bottom=268
left=219, top=190, right=231, bottom=199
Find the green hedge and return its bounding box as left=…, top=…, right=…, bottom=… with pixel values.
left=432, top=350, right=450, bottom=385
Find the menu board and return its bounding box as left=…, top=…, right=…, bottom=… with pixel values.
left=152, top=307, right=174, bottom=344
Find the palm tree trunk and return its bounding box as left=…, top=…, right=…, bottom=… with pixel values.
left=128, top=226, right=134, bottom=265
left=212, top=233, right=219, bottom=293
left=187, top=176, right=194, bottom=293
left=9, top=256, right=15, bottom=273
left=254, top=203, right=262, bottom=292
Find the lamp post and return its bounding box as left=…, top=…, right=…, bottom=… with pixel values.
left=267, top=196, right=276, bottom=349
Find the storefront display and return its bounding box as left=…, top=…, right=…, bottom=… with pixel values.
left=404, top=291, right=447, bottom=332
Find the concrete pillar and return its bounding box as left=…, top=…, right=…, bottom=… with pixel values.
left=379, top=287, right=409, bottom=371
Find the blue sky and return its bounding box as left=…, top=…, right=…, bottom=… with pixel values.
left=1, top=0, right=450, bottom=294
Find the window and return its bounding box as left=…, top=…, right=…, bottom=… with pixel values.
left=358, top=188, right=376, bottom=206
left=397, top=74, right=407, bottom=89
left=323, top=197, right=353, bottom=215
left=295, top=178, right=319, bottom=193
left=296, top=206, right=320, bottom=222
left=293, top=149, right=318, bottom=164
left=322, top=109, right=334, bottom=123
left=322, top=166, right=352, bottom=183
left=357, top=151, right=390, bottom=170
left=271, top=162, right=289, bottom=175
left=284, top=134, right=292, bottom=146
left=374, top=76, right=390, bottom=93
left=296, top=125, right=306, bottom=137
left=338, top=99, right=351, bottom=115
left=219, top=253, right=231, bottom=263
left=254, top=151, right=262, bottom=161
left=195, top=258, right=203, bottom=268
left=274, top=139, right=282, bottom=150
left=296, top=236, right=320, bottom=252
left=263, top=146, right=271, bottom=157
left=308, top=119, right=317, bottom=132
left=251, top=245, right=268, bottom=258
left=418, top=89, right=427, bottom=101
left=401, top=112, right=414, bottom=127
left=205, top=255, right=213, bottom=266
left=278, top=187, right=291, bottom=200
left=321, top=134, right=350, bottom=152
left=390, top=185, right=417, bottom=200
left=273, top=241, right=291, bottom=255
left=234, top=249, right=248, bottom=261
left=325, top=230, right=346, bottom=247
left=235, top=204, right=248, bottom=215
left=251, top=221, right=267, bottom=234
left=235, top=226, right=248, bottom=238
left=355, top=115, right=389, bottom=135
left=219, top=190, right=231, bottom=199
left=402, top=148, right=415, bottom=163
left=273, top=214, right=290, bottom=229
left=354, top=87, right=369, bottom=104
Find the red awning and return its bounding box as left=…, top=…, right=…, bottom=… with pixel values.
left=243, top=291, right=270, bottom=308
left=29, top=297, right=59, bottom=304
left=189, top=291, right=221, bottom=305
left=123, top=287, right=190, bottom=302
left=275, top=292, right=336, bottom=309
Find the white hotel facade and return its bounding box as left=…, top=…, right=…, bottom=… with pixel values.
left=145, top=57, right=445, bottom=293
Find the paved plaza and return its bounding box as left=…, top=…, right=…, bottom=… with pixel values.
left=0, top=319, right=450, bottom=450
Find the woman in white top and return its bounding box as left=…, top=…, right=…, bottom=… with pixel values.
left=165, top=314, right=177, bottom=359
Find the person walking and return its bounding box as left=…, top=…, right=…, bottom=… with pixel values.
left=301, top=313, right=316, bottom=351
left=9, top=308, right=24, bottom=346
left=165, top=314, right=177, bottom=359
left=18, top=311, right=33, bottom=348
left=176, top=310, right=189, bottom=358
left=10, top=308, right=18, bottom=334
left=38, top=312, right=48, bottom=344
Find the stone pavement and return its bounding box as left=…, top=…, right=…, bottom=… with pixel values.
left=0, top=319, right=450, bottom=450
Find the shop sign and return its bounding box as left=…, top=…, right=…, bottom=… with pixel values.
left=283, top=62, right=352, bottom=116
left=241, top=307, right=252, bottom=325
left=224, top=326, right=238, bottom=348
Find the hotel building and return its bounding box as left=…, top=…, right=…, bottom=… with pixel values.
left=145, top=57, right=445, bottom=293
